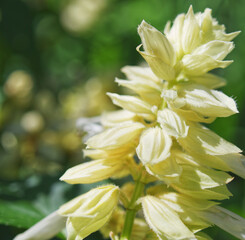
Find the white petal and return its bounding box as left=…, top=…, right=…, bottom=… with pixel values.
left=200, top=8, right=214, bottom=42
left=178, top=124, right=241, bottom=156
left=200, top=206, right=245, bottom=240
left=121, top=65, right=160, bottom=83
left=141, top=196, right=195, bottom=240
left=116, top=78, right=161, bottom=93
left=215, top=30, right=241, bottom=42
left=211, top=89, right=238, bottom=114
left=60, top=159, right=123, bottom=184
left=137, top=45, right=176, bottom=81
left=182, top=54, right=233, bottom=76
left=157, top=109, right=189, bottom=138
left=107, top=93, right=155, bottom=121
left=145, top=157, right=182, bottom=183
left=115, top=78, right=162, bottom=105
left=179, top=84, right=238, bottom=117
left=192, top=40, right=234, bottom=61
left=138, top=20, right=176, bottom=66
left=165, top=14, right=185, bottom=57
left=59, top=186, right=119, bottom=240
left=14, top=211, right=66, bottom=240
left=101, top=110, right=137, bottom=128
left=189, top=73, right=226, bottom=89
left=86, top=122, right=145, bottom=150
left=182, top=6, right=201, bottom=54
left=220, top=153, right=245, bottom=179
left=136, top=126, right=172, bottom=165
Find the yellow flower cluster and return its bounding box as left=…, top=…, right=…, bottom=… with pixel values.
left=59, top=6, right=245, bottom=240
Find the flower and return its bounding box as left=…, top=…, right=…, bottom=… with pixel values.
left=14, top=6, right=245, bottom=240
left=58, top=185, right=119, bottom=240
left=137, top=6, right=239, bottom=83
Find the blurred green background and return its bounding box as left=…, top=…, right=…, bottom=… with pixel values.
left=0, top=0, right=244, bottom=239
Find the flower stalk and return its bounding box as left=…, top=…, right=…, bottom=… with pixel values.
left=120, top=176, right=145, bottom=240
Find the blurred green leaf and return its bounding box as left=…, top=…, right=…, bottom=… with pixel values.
left=0, top=200, right=44, bottom=228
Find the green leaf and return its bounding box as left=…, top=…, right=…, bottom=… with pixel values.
left=0, top=200, right=44, bottom=228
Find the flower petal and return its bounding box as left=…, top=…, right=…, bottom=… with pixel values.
left=86, top=122, right=145, bottom=150
left=165, top=14, right=185, bottom=57
left=101, top=110, right=138, bottom=128
left=145, top=156, right=182, bottom=183
left=182, top=6, right=201, bottom=54
left=178, top=124, right=241, bottom=156
left=116, top=78, right=162, bottom=105
left=121, top=65, right=160, bottom=83
left=189, top=73, right=226, bottom=89
left=59, top=185, right=119, bottom=239
left=14, top=211, right=66, bottom=240
left=137, top=45, right=176, bottom=81
left=141, top=196, right=195, bottom=240
left=192, top=40, right=234, bottom=61
left=199, top=206, right=245, bottom=240
left=179, top=84, right=238, bottom=117
left=60, top=159, right=124, bottom=184
left=107, top=93, right=155, bottom=121
left=157, top=109, right=189, bottom=138
left=182, top=54, right=233, bottom=75
left=136, top=126, right=172, bottom=165
left=138, top=20, right=176, bottom=66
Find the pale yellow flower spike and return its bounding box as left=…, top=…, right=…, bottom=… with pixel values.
left=15, top=5, right=245, bottom=240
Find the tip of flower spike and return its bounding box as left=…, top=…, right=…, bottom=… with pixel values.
left=204, top=8, right=212, bottom=14
left=138, top=20, right=151, bottom=33
left=187, top=5, right=194, bottom=15
left=139, top=19, right=147, bottom=27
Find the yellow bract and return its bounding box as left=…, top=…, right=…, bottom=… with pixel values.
left=58, top=185, right=119, bottom=240
left=141, top=196, right=195, bottom=240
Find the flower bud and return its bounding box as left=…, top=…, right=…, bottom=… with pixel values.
left=58, top=185, right=119, bottom=239
left=60, top=159, right=124, bottom=184
left=136, top=126, right=172, bottom=165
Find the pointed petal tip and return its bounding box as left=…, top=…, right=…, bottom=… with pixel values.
left=138, top=20, right=146, bottom=32
left=139, top=19, right=148, bottom=27
left=136, top=43, right=143, bottom=52
left=59, top=176, right=64, bottom=181
left=187, top=5, right=194, bottom=15
left=204, top=8, right=212, bottom=14
left=114, top=77, right=120, bottom=84
left=106, top=92, right=114, bottom=98
left=59, top=174, right=65, bottom=181
left=233, top=30, right=241, bottom=36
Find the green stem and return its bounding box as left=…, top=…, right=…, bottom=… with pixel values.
left=120, top=178, right=145, bottom=240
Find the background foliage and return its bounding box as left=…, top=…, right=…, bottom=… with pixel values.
left=0, top=0, right=244, bottom=239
